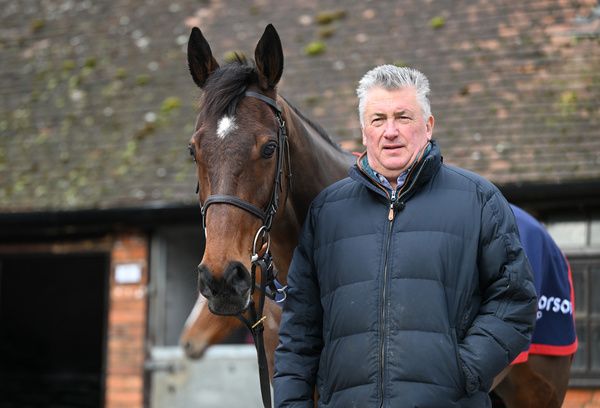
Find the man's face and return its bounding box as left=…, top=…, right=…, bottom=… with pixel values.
left=362, top=86, right=434, bottom=182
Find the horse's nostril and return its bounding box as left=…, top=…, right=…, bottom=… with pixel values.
left=224, top=262, right=251, bottom=296
left=184, top=341, right=197, bottom=355
left=197, top=265, right=216, bottom=298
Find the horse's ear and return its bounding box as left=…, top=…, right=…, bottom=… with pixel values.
left=187, top=27, right=219, bottom=88
left=254, top=24, right=283, bottom=90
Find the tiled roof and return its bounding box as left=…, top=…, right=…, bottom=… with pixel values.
left=1, top=0, right=599, bottom=212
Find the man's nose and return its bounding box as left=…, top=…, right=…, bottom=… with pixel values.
left=383, top=119, right=399, bottom=137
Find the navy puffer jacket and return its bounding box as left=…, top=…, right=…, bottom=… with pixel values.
left=274, top=141, right=537, bottom=408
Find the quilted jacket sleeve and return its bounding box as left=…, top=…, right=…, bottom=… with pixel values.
left=273, top=205, right=323, bottom=407
left=458, top=191, right=537, bottom=395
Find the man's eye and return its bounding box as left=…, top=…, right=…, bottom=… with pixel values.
left=372, top=118, right=384, bottom=125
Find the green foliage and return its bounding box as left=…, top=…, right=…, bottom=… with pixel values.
left=114, top=67, right=128, bottom=79
left=30, top=90, right=41, bottom=102
left=161, top=96, right=182, bottom=113
left=558, top=90, right=578, bottom=116
left=101, top=81, right=123, bottom=98
left=84, top=57, right=97, bottom=69
left=31, top=19, right=45, bottom=33
left=315, top=10, right=347, bottom=25
left=62, top=60, right=76, bottom=71
left=136, top=74, right=151, bottom=86
left=223, top=50, right=246, bottom=63
left=46, top=77, right=58, bottom=90
left=304, top=41, right=326, bottom=56
left=429, top=16, right=445, bottom=29
left=134, top=122, right=156, bottom=140
left=68, top=75, right=81, bottom=89
left=304, top=95, right=321, bottom=107
left=122, top=140, right=138, bottom=161
left=249, top=5, right=260, bottom=15
left=318, top=26, right=336, bottom=39
left=80, top=66, right=94, bottom=78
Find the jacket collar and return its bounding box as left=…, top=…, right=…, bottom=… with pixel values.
left=349, top=139, right=442, bottom=199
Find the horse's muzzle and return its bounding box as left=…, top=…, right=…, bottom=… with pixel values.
left=197, top=261, right=252, bottom=315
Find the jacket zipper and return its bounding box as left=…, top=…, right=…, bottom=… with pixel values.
left=379, top=189, right=396, bottom=407
left=377, top=160, right=429, bottom=407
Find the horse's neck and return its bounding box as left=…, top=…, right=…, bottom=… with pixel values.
left=283, top=98, right=353, bottom=203
left=270, top=98, right=354, bottom=283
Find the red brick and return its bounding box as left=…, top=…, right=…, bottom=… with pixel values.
left=564, top=389, right=594, bottom=406
left=106, top=375, right=143, bottom=391
left=104, top=233, right=148, bottom=408
left=105, top=390, right=143, bottom=408
left=106, top=361, right=143, bottom=373
left=109, top=310, right=145, bottom=325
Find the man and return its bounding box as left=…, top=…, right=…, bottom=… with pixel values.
left=273, top=65, right=537, bottom=407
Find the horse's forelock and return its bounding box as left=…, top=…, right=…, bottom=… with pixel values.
left=202, top=61, right=258, bottom=120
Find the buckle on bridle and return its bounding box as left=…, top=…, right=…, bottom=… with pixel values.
left=275, top=285, right=288, bottom=303
left=251, top=315, right=267, bottom=330
left=251, top=226, right=271, bottom=261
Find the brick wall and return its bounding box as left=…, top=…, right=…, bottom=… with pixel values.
left=105, top=233, right=149, bottom=408
left=564, top=389, right=600, bottom=408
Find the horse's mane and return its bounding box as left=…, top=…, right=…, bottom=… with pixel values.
left=281, top=96, right=346, bottom=153
left=201, top=58, right=346, bottom=153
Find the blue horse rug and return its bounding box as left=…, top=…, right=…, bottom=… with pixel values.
left=511, top=205, right=578, bottom=363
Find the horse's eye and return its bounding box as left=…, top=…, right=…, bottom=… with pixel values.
left=188, top=144, right=197, bottom=163
left=261, top=141, right=277, bottom=159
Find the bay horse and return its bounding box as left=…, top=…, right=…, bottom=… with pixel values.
left=181, top=24, right=572, bottom=408
left=182, top=23, right=353, bottom=379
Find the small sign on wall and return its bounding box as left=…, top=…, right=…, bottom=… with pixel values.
left=114, top=263, right=142, bottom=284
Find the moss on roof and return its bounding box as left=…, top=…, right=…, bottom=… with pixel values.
left=1, top=0, right=599, bottom=212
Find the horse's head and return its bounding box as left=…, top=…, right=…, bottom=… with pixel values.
left=187, top=25, right=286, bottom=316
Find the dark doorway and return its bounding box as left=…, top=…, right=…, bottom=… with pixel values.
left=0, top=253, right=109, bottom=408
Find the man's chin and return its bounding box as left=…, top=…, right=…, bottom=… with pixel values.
left=379, top=159, right=411, bottom=175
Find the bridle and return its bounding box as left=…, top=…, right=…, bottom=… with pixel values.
left=199, top=90, right=291, bottom=302
left=200, top=91, right=291, bottom=232
left=198, top=90, right=291, bottom=408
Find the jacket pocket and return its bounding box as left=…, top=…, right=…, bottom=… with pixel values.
left=316, top=344, right=331, bottom=404
left=451, top=329, right=467, bottom=394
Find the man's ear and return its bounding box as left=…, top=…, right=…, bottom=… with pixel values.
left=426, top=115, right=435, bottom=139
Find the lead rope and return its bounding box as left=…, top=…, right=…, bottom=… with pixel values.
left=252, top=254, right=273, bottom=408
left=241, top=92, right=287, bottom=408
left=236, top=231, right=275, bottom=408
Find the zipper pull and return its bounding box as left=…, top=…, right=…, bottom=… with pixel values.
left=388, top=190, right=397, bottom=221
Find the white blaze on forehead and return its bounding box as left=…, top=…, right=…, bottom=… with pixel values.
left=216, top=115, right=237, bottom=139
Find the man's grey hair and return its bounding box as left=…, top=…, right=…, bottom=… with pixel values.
left=356, top=65, right=432, bottom=128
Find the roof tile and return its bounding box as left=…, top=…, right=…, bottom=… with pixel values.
left=1, top=0, right=599, bottom=212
